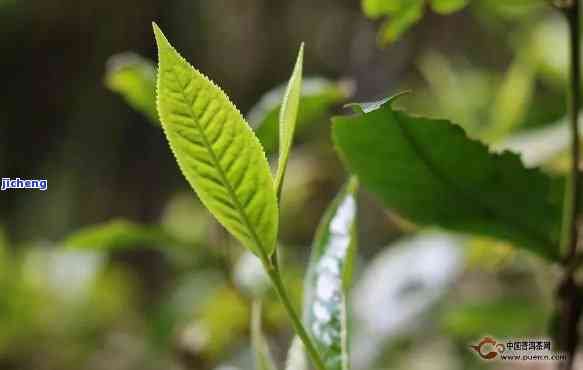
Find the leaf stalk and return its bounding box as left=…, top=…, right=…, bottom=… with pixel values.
left=263, top=260, right=327, bottom=370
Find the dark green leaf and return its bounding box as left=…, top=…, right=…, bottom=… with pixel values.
left=333, top=98, right=562, bottom=261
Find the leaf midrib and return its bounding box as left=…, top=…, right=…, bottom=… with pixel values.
left=172, top=68, right=271, bottom=261
left=390, top=109, right=556, bottom=255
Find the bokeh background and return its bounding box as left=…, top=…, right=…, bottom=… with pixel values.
left=0, top=1, right=574, bottom=369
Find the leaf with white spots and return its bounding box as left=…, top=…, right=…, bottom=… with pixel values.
left=303, top=178, right=358, bottom=370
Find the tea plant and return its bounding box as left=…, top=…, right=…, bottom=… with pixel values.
left=151, top=23, right=354, bottom=370
left=74, top=2, right=583, bottom=369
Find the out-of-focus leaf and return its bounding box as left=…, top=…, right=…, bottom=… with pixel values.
left=64, top=219, right=183, bottom=250
left=248, top=78, right=351, bottom=154
left=530, top=16, right=568, bottom=88
left=496, top=115, right=583, bottom=167
left=0, top=227, right=7, bottom=265
left=274, top=43, right=304, bottom=198
left=153, top=23, right=278, bottom=260
left=285, top=337, right=307, bottom=370
left=485, top=55, right=535, bottom=141
left=416, top=51, right=495, bottom=135
left=198, top=287, right=250, bottom=357
left=378, top=0, right=424, bottom=45
left=430, top=0, right=469, bottom=14
left=361, top=0, right=403, bottom=18
left=303, top=178, right=358, bottom=370
left=251, top=301, right=277, bottom=370
left=23, top=248, right=104, bottom=301
left=235, top=251, right=270, bottom=298
left=351, top=233, right=462, bottom=369
left=362, top=0, right=468, bottom=44
left=441, top=299, right=548, bottom=339
left=333, top=97, right=562, bottom=261
left=160, top=193, right=211, bottom=244
left=105, top=53, right=158, bottom=123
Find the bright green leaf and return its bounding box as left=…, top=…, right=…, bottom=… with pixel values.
left=105, top=53, right=158, bottom=124
left=361, top=0, right=404, bottom=18
left=430, top=0, right=469, bottom=14
left=248, top=78, right=351, bottom=154
left=274, top=44, right=304, bottom=199
left=63, top=219, right=182, bottom=250
left=153, top=23, right=278, bottom=260
left=303, top=178, right=358, bottom=370
left=252, top=301, right=278, bottom=370
left=333, top=98, right=562, bottom=261
left=285, top=337, right=307, bottom=370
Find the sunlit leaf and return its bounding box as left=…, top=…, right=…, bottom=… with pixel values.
left=333, top=97, right=562, bottom=261
left=361, top=0, right=404, bottom=18
left=63, top=219, right=182, bottom=250
left=430, top=0, right=469, bottom=14
left=285, top=337, right=307, bottom=370
left=153, top=23, right=278, bottom=260
left=248, top=78, right=350, bottom=154
left=105, top=53, right=158, bottom=123
left=274, top=44, right=304, bottom=198
left=251, top=301, right=278, bottom=370
left=197, top=286, right=250, bottom=357
left=303, top=178, right=358, bottom=370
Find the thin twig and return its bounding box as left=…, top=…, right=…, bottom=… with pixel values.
left=263, top=260, right=327, bottom=370
left=559, top=1, right=582, bottom=369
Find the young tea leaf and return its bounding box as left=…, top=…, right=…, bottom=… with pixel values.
left=153, top=23, right=278, bottom=260
left=303, top=178, right=358, bottom=370
left=285, top=337, right=307, bottom=370
left=248, top=77, right=351, bottom=154
left=274, top=44, right=304, bottom=199
left=333, top=98, right=562, bottom=261
left=105, top=53, right=158, bottom=124
left=251, top=301, right=278, bottom=370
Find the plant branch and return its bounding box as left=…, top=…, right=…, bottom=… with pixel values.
left=263, top=260, right=327, bottom=370
left=559, top=1, right=582, bottom=369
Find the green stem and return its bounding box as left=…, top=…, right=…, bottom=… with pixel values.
left=263, top=261, right=327, bottom=370
left=558, top=2, right=582, bottom=369
left=561, top=0, right=581, bottom=265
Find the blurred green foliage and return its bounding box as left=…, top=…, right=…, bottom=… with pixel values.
left=0, top=1, right=578, bottom=370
